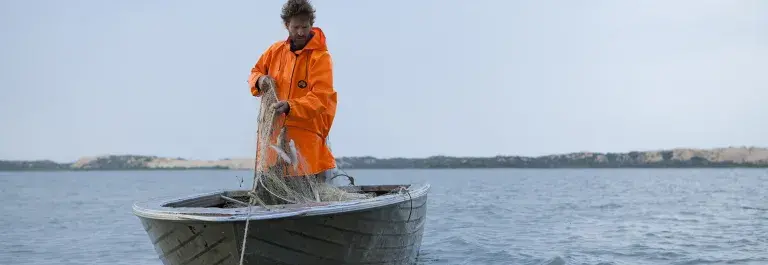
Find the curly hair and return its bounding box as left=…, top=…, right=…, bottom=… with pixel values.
left=281, top=0, right=316, bottom=25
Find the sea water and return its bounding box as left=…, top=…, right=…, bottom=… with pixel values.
left=1, top=168, right=767, bottom=265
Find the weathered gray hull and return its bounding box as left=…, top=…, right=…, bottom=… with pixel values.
left=133, top=184, right=429, bottom=265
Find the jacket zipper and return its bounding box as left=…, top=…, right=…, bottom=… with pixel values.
left=288, top=52, right=299, bottom=101
left=281, top=51, right=300, bottom=138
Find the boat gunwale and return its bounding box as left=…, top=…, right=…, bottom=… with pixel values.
left=132, top=182, right=430, bottom=222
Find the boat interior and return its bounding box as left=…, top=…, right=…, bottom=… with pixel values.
left=163, top=185, right=411, bottom=209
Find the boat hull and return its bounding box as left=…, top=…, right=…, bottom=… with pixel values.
left=134, top=185, right=428, bottom=265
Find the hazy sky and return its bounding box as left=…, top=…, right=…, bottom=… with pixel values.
left=1, top=0, right=766, bottom=162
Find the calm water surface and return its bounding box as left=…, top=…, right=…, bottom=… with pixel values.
left=1, top=168, right=767, bottom=265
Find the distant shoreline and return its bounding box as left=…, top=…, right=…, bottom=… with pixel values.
left=1, top=166, right=767, bottom=172
left=2, top=146, right=768, bottom=171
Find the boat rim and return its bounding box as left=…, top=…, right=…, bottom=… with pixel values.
left=132, top=182, right=430, bottom=222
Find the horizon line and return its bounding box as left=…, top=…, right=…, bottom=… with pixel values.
left=3, top=145, right=766, bottom=163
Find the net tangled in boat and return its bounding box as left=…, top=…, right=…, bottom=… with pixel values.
left=248, top=77, right=370, bottom=207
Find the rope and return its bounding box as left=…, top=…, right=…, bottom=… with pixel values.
left=405, top=188, right=413, bottom=222
left=237, top=202, right=253, bottom=265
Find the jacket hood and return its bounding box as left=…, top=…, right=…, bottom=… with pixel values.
left=287, top=27, right=327, bottom=52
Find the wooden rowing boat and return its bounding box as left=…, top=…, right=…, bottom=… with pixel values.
left=132, top=183, right=430, bottom=265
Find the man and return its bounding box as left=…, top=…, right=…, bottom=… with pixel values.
left=248, top=0, right=337, bottom=183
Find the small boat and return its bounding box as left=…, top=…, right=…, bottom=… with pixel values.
left=132, top=181, right=430, bottom=265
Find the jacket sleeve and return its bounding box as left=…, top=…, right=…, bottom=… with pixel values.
left=248, top=46, right=274, bottom=97
left=286, top=52, right=337, bottom=122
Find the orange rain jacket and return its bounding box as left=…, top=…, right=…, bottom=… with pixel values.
left=248, top=27, right=338, bottom=176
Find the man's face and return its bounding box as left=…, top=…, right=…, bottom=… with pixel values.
left=286, top=16, right=312, bottom=47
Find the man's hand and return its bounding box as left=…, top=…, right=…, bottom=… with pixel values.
left=257, top=75, right=275, bottom=93
left=272, top=101, right=290, bottom=115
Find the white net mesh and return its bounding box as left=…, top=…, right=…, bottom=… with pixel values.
left=249, top=78, right=370, bottom=206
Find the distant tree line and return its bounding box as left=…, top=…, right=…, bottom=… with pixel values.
left=2, top=150, right=767, bottom=171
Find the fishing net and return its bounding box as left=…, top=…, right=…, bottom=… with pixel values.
left=248, top=77, right=370, bottom=207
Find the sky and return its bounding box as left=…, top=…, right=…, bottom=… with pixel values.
left=1, top=0, right=766, bottom=162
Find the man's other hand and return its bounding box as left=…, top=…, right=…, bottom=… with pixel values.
left=273, top=101, right=290, bottom=115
